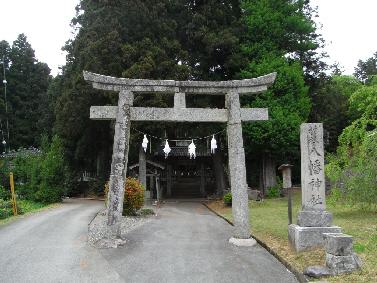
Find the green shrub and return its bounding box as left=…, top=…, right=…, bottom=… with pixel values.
left=326, top=117, right=377, bottom=209
left=0, top=199, right=13, bottom=219
left=0, top=199, right=22, bottom=219
left=0, top=185, right=10, bottom=200
left=104, top=178, right=145, bottom=216
left=123, top=178, right=144, bottom=216
left=139, top=208, right=155, bottom=216
left=266, top=185, right=281, bottom=198
left=327, top=187, right=342, bottom=207
left=11, top=135, right=67, bottom=204
left=223, top=192, right=232, bottom=206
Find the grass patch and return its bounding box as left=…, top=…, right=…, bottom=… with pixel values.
left=0, top=200, right=55, bottom=225
left=207, top=190, right=377, bottom=282
left=138, top=208, right=155, bottom=216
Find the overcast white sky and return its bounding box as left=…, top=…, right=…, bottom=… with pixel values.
left=1, top=0, right=376, bottom=76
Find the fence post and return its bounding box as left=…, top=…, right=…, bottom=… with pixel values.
left=278, top=164, right=293, bottom=225
left=9, top=172, right=17, bottom=216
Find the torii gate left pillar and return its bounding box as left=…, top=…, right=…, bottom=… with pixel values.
left=84, top=71, right=276, bottom=242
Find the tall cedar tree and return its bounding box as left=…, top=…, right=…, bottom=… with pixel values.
left=240, top=0, right=321, bottom=160
left=54, top=0, right=244, bottom=177
left=0, top=40, right=11, bottom=143
left=0, top=35, right=51, bottom=150
left=354, top=51, right=377, bottom=83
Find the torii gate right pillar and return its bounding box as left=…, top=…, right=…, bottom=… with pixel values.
left=226, top=91, right=250, bottom=238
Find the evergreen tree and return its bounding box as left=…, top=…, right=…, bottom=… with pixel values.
left=0, top=35, right=51, bottom=149
left=310, top=75, right=361, bottom=152
left=54, top=0, right=244, bottom=178
left=0, top=41, right=11, bottom=145
left=239, top=0, right=323, bottom=187
left=354, top=51, right=377, bottom=83
left=178, top=0, right=244, bottom=80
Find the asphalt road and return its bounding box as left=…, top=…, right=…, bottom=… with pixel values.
left=0, top=199, right=298, bottom=283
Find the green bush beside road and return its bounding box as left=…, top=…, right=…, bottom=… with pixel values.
left=0, top=199, right=48, bottom=221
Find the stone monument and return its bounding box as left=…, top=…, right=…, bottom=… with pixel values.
left=278, top=164, right=293, bottom=224
left=289, top=123, right=341, bottom=252
left=304, top=233, right=362, bottom=277
left=84, top=71, right=276, bottom=246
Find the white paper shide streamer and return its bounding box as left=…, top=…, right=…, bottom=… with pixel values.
left=188, top=140, right=196, bottom=159
left=142, top=134, right=149, bottom=152
left=163, top=140, right=171, bottom=158
left=210, top=135, right=217, bottom=154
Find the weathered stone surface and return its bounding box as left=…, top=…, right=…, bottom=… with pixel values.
left=304, top=265, right=333, bottom=278
left=95, top=238, right=128, bottom=249
left=90, top=106, right=268, bottom=122
left=226, top=91, right=250, bottom=239
left=288, top=224, right=342, bottom=252
left=297, top=210, right=333, bottom=227
left=83, top=70, right=276, bottom=95
left=156, top=176, right=162, bottom=202
left=106, top=90, right=133, bottom=237
left=240, top=108, right=269, bottom=121
left=139, top=146, right=147, bottom=189
left=289, top=123, right=335, bottom=251
left=229, top=237, right=257, bottom=247
left=174, top=92, right=186, bottom=108
left=326, top=253, right=362, bottom=274
left=247, top=189, right=262, bottom=201
left=144, top=190, right=151, bottom=200
left=278, top=164, right=293, bottom=189
left=324, top=233, right=353, bottom=256
left=300, top=123, right=326, bottom=211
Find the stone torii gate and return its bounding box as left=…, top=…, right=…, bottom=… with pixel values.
left=84, top=71, right=276, bottom=241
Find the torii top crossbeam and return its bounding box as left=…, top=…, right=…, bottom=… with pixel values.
left=84, top=71, right=276, bottom=122
left=83, top=71, right=276, bottom=95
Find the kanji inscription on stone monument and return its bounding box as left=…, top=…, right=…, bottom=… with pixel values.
left=301, top=123, right=325, bottom=210
left=84, top=71, right=276, bottom=243
left=288, top=123, right=341, bottom=252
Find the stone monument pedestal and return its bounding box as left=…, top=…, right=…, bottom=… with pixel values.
left=304, top=233, right=362, bottom=278
left=289, top=209, right=341, bottom=252
left=289, top=224, right=341, bottom=252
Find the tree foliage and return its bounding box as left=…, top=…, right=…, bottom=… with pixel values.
left=0, top=34, right=51, bottom=149
left=240, top=0, right=321, bottom=161
left=54, top=0, right=244, bottom=178
left=310, top=75, right=362, bottom=152
left=349, top=83, right=377, bottom=120
left=241, top=57, right=310, bottom=159
left=354, top=51, right=377, bottom=83
left=326, top=80, right=377, bottom=208
left=11, top=135, right=67, bottom=203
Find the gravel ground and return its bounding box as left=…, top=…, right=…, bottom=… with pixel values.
left=88, top=209, right=154, bottom=248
